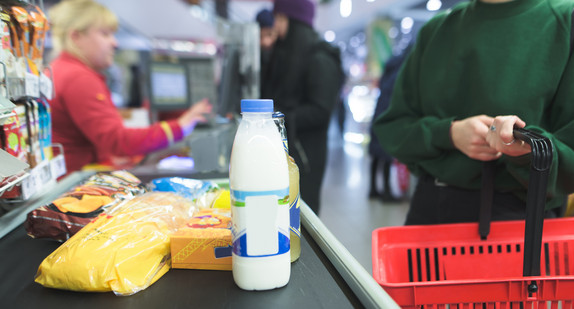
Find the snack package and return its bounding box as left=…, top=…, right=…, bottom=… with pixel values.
left=4, top=7, right=19, bottom=59
left=0, top=110, right=24, bottom=159
left=26, top=100, right=41, bottom=164
left=0, top=8, right=15, bottom=93
left=35, top=192, right=196, bottom=296
left=28, top=5, right=47, bottom=68
left=10, top=6, right=38, bottom=75
left=0, top=105, right=28, bottom=198
left=14, top=102, right=29, bottom=164
left=36, top=98, right=52, bottom=160
left=25, top=170, right=145, bottom=241
left=149, top=177, right=221, bottom=209
left=171, top=208, right=232, bottom=271
left=10, top=7, right=27, bottom=57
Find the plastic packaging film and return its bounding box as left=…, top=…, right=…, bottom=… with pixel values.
left=34, top=192, right=195, bottom=296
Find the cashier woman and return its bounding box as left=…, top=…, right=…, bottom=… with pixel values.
left=48, top=0, right=212, bottom=173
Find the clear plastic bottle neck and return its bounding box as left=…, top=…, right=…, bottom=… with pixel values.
left=241, top=112, right=273, bottom=119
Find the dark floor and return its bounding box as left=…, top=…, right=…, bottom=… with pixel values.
left=318, top=115, right=410, bottom=275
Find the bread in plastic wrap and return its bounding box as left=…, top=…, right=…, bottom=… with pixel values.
left=34, top=192, right=195, bottom=296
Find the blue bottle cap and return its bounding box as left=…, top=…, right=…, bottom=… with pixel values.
left=241, top=99, right=274, bottom=113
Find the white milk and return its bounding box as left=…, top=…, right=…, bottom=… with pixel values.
left=229, top=99, right=290, bottom=290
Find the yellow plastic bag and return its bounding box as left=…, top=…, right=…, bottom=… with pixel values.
left=35, top=192, right=195, bottom=296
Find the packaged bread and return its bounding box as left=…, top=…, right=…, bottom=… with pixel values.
left=35, top=192, right=196, bottom=296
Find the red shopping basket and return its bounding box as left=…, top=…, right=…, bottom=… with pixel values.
left=372, top=218, right=574, bottom=307
left=372, top=129, right=574, bottom=307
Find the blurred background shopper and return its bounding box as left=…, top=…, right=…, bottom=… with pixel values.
left=261, top=0, right=344, bottom=214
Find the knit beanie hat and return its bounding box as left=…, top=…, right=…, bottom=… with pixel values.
left=273, top=0, right=315, bottom=27
left=256, top=9, right=274, bottom=28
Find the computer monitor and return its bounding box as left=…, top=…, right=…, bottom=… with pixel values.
left=148, top=61, right=191, bottom=111
left=217, top=44, right=242, bottom=116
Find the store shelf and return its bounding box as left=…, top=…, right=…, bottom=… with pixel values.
left=0, top=94, right=16, bottom=124
left=0, top=149, right=30, bottom=196
left=4, top=71, right=53, bottom=101
left=0, top=111, right=15, bottom=125
left=0, top=144, right=66, bottom=202
left=20, top=145, right=66, bottom=200
left=0, top=172, right=29, bottom=197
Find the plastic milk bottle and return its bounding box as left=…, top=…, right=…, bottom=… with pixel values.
left=229, top=99, right=291, bottom=290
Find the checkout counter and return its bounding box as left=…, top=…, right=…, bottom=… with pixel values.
left=0, top=159, right=399, bottom=308
left=0, top=11, right=401, bottom=305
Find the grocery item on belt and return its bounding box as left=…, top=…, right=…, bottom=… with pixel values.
left=149, top=177, right=221, bottom=209
left=35, top=192, right=196, bottom=296
left=25, top=170, right=145, bottom=241
left=171, top=208, right=232, bottom=271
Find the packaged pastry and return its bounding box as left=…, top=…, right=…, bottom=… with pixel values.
left=170, top=208, right=232, bottom=271
left=25, top=170, right=146, bottom=241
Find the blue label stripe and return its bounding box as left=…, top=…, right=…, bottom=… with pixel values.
left=233, top=233, right=290, bottom=257
left=231, top=188, right=289, bottom=203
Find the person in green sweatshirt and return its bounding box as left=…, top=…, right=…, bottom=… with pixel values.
left=373, top=0, right=574, bottom=225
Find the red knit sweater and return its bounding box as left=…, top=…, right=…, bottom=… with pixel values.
left=49, top=52, right=183, bottom=173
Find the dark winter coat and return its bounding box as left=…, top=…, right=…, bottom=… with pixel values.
left=261, top=19, right=344, bottom=212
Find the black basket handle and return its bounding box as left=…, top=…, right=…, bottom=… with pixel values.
left=512, top=129, right=552, bottom=281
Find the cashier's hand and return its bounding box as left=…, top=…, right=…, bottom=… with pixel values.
left=451, top=115, right=502, bottom=161
left=178, top=98, right=213, bottom=136
left=486, top=115, right=531, bottom=157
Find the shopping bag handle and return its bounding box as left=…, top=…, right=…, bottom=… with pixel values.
left=512, top=128, right=552, bottom=279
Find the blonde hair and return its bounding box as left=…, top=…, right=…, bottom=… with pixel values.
left=49, top=0, right=118, bottom=57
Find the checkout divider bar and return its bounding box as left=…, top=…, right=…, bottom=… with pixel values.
left=300, top=201, right=400, bottom=309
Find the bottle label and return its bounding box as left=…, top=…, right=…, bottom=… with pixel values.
left=231, top=188, right=290, bottom=257
left=290, top=192, right=301, bottom=238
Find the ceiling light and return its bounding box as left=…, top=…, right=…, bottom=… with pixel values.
left=324, top=30, right=336, bottom=42
left=401, top=17, right=414, bottom=34
left=427, top=0, right=442, bottom=11
left=340, top=0, right=352, bottom=18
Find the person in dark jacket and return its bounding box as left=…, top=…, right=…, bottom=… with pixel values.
left=256, top=8, right=277, bottom=92
left=369, top=44, right=413, bottom=202
left=261, top=0, right=344, bottom=214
